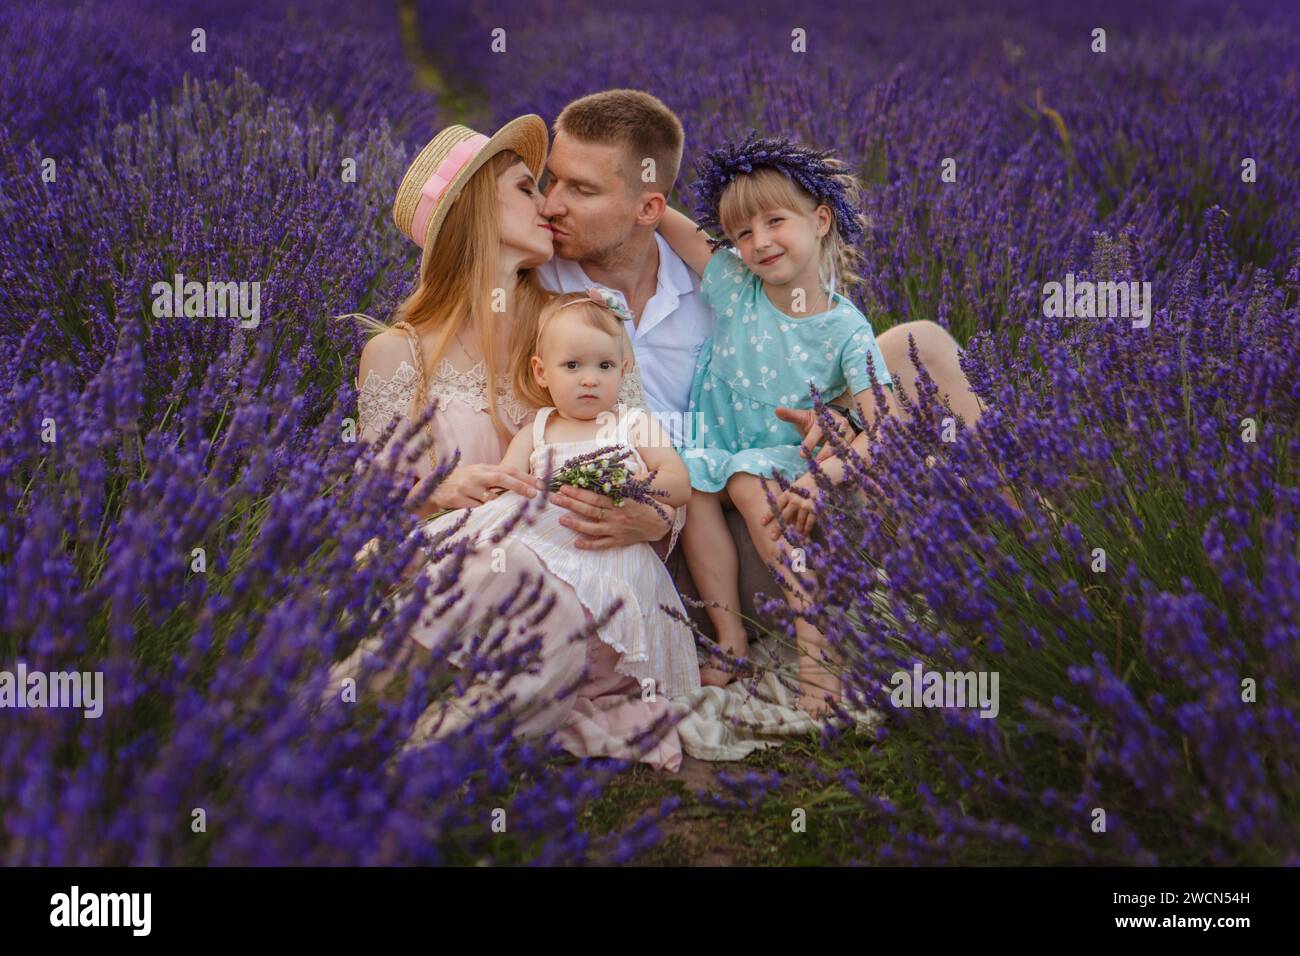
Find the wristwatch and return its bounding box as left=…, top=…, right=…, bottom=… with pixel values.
left=827, top=403, right=867, bottom=437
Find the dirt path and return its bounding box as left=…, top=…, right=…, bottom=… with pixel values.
left=396, top=0, right=490, bottom=128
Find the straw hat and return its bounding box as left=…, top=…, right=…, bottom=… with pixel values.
left=393, top=115, right=549, bottom=277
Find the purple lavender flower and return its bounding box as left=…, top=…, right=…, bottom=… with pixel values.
left=546, top=445, right=672, bottom=521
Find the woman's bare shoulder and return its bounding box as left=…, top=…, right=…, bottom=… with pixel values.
left=359, top=327, right=418, bottom=375
left=358, top=327, right=413, bottom=369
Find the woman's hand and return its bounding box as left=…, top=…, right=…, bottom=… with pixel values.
left=431, top=462, right=542, bottom=510
left=762, top=472, right=819, bottom=539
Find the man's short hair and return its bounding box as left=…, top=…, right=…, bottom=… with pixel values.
left=553, top=89, right=685, bottom=196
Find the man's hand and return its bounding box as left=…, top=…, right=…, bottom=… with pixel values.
left=774, top=406, right=855, bottom=463
left=552, top=484, right=674, bottom=550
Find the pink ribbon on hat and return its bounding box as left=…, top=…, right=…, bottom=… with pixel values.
left=408, top=132, right=491, bottom=247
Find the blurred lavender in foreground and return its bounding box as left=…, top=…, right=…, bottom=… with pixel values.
left=0, top=71, right=646, bottom=864
left=765, top=216, right=1299, bottom=864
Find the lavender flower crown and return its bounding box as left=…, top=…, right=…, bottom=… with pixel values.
left=689, top=131, right=865, bottom=249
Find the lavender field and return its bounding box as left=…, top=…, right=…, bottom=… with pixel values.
left=1, top=0, right=1297, bottom=865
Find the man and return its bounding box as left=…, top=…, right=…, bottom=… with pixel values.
left=536, top=89, right=983, bottom=629
left=536, top=92, right=705, bottom=438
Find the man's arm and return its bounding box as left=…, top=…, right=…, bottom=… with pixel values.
left=760, top=390, right=874, bottom=538
left=552, top=487, right=675, bottom=551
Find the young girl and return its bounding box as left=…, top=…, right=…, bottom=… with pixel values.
left=658, top=133, right=892, bottom=716
left=418, top=288, right=701, bottom=699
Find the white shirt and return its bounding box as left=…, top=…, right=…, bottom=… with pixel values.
left=536, top=233, right=712, bottom=443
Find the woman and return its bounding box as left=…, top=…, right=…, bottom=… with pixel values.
left=348, top=116, right=686, bottom=769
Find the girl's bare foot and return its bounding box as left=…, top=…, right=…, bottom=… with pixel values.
left=796, top=648, right=841, bottom=719
left=796, top=690, right=835, bottom=718
left=699, top=629, right=750, bottom=687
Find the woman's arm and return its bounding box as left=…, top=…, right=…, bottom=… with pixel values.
left=356, top=329, right=425, bottom=484
left=435, top=425, right=539, bottom=509
left=357, top=330, right=541, bottom=513
left=657, top=205, right=716, bottom=278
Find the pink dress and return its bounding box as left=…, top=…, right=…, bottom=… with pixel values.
left=355, top=331, right=688, bottom=770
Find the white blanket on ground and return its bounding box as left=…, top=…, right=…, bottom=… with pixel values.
left=669, top=636, right=882, bottom=763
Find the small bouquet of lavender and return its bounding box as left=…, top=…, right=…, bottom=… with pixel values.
left=546, top=445, right=672, bottom=521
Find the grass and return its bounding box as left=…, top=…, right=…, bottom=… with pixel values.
left=577, top=732, right=906, bottom=866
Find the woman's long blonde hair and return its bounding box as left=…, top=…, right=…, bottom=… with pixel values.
left=355, top=149, right=553, bottom=444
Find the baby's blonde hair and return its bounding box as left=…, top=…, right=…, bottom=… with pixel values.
left=718, top=165, right=867, bottom=295
left=516, top=292, right=632, bottom=408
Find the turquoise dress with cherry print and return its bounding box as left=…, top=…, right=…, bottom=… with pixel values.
left=677, top=248, right=891, bottom=492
